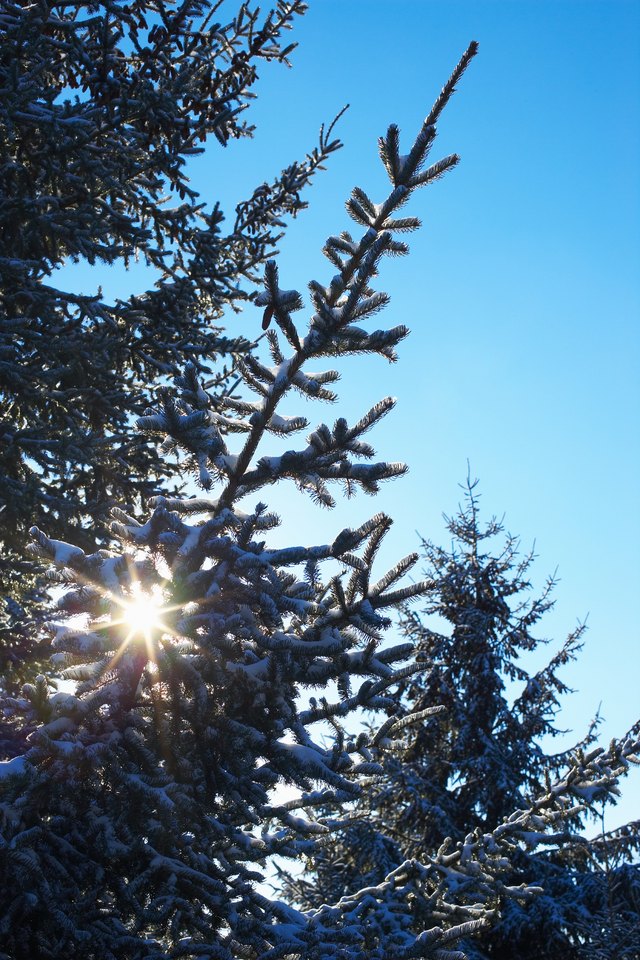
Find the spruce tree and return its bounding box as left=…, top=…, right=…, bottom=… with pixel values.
left=287, top=480, right=640, bottom=958
left=2, top=29, right=638, bottom=959
left=0, top=0, right=343, bottom=684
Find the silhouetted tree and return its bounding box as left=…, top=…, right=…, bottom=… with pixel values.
left=286, top=480, right=640, bottom=959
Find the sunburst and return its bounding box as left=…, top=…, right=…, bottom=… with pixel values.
left=121, top=584, right=166, bottom=642
left=103, top=580, right=181, bottom=676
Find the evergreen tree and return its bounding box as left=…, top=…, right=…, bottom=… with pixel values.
left=287, top=480, right=640, bottom=958
left=573, top=817, right=640, bottom=959
left=0, top=0, right=343, bottom=684
left=2, top=29, right=637, bottom=959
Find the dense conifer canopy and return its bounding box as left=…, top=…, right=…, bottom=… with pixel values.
left=0, top=4, right=638, bottom=958
left=0, top=0, right=340, bottom=681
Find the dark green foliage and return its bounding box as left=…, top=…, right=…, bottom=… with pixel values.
left=573, top=820, right=640, bottom=959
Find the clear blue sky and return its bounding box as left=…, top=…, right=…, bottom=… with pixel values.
left=65, top=1, right=640, bottom=822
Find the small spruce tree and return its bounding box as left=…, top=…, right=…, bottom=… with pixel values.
left=287, top=480, right=640, bottom=958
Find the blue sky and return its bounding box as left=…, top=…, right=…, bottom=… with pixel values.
left=65, top=1, right=640, bottom=821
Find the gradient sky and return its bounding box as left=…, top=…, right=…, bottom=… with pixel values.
left=64, top=1, right=640, bottom=823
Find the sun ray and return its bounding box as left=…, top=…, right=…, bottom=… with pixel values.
left=55, top=555, right=204, bottom=691
left=121, top=583, right=165, bottom=640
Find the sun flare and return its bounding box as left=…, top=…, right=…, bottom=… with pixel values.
left=98, top=580, right=181, bottom=679
left=122, top=586, right=165, bottom=640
